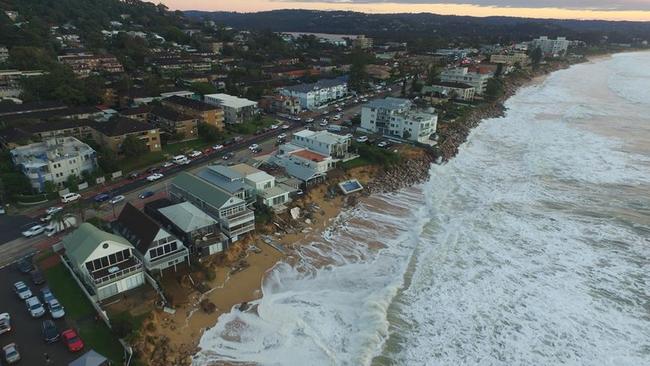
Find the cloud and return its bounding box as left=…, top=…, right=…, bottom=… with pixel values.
left=273, top=0, right=650, bottom=11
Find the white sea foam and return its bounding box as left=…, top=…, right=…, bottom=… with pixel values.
left=193, top=52, right=650, bottom=366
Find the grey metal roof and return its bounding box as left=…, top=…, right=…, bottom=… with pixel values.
left=69, top=349, right=109, bottom=366
left=364, top=97, right=411, bottom=110
left=158, top=202, right=217, bottom=233
left=196, top=166, right=247, bottom=195
left=171, top=172, right=237, bottom=209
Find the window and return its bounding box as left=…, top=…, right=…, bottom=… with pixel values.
left=116, top=250, right=124, bottom=262
left=171, top=242, right=178, bottom=252
left=100, top=256, right=109, bottom=268
left=108, top=253, right=117, bottom=265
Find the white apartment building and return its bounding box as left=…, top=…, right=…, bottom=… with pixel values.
left=279, top=77, right=348, bottom=110
left=10, top=137, right=97, bottom=192
left=361, top=97, right=437, bottom=143
left=440, top=67, right=492, bottom=94
left=531, top=36, right=570, bottom=57
left=291, top=129, right=351, bottom=159
left=204, top=93, right=258, bottom=124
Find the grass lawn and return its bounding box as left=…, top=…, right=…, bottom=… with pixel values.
left=227, top=116, right=278, bottom=135
left=162, top=138, right=211, bottom=156
left=341, top=157, right=373, bottom=169
left=120, top=151, right=166, bottom=173
left=44, top=264, right=124, bottom=363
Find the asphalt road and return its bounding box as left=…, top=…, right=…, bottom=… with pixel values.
left=0, top=263, right=81, bottom=365
left=0, top=215, right=36, bottom=246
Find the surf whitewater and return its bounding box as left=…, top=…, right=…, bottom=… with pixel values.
left=192, top=52, right=650, bottom=366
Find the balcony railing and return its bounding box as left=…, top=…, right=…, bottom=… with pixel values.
left=91, top=257, right=143, bottom=286
left=222, top=209, right=255, bottom=227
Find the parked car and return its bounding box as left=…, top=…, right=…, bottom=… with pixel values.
left=222, top=152, right=234, bottom=160
left=189, top=150, right=202, bottom=158
left=17, top=259, right=34, bottom=274
left=203, top=147, right=213, bottom=155
left=377, top=141, right=388, bottom=148
left=139, top=191, right=154, bottom=199
left=30, top=269, right=45, bottom=285
left=173, top=155, right=189, bottom=165
left=277, top=133, right=287, bottom=141
left=305, top=118, right=315, bottom=123
left=46, top=298, right=65, bottom=319
left=41, top=287, right=55, bottom=303
left=93, top=193, right=110, bottom=203
left=21, top=224, right=44, bottom=238
left=41, top=320, right=60, bottom=343
left=146, top=173, right=164, bottom=182
left=162, top=161, right=174, bottom=168
left=0, top=313, right=11, bottom=335
left=319, top=120, right=328, bottom=127
left=25, top=296, right=45, bottom=318
left=128, top=172, right=140, bottom=180
left=62, top=329, right=84, bottom=352
left=251, top=147, right=262, bottom=154
left=212, top=144, right=224, bottom=151
left=2, top=343, right=20, bottom=364
left=46, top=206, right=63, bottom=215
left=146, top=167, right=161, bottom=174
left=61, top=192, right=81, bottom=203
left=109, top=195, right=125, bottom=205
left=356, top=136, right=369, bottom=143
left=270, top=124, right=279, bottom=130
left=248, top=144, right=259, bottom=151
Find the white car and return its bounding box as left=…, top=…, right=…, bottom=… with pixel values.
left=0, top=313, right=10, bottom=335
left=109, top=195, right=125, bottom=205
left=13, top=282, right=32, bottom=300
left=281, top=124, right=290, bottom=130
left=270, top=124, right=279, bottom=130
left=277, top=133, right=287, bottom=140
left=146, top=173, right=164, bottom=182
left=212, top=144, right=224, bottom=151
left=47, top=298, right=65, bottom=319
left=356, top=136, right=369, bottom=143
left=22, top=224, right=44, bottom=238
left=25, top=296, right=45, bottom=318
left=189, top=150, right=202, bottom=158
left=46, top=206, right=63, bottom=215
left=248, top=144, right=260, bottom=151
left=319, top=120, right=328, bottom=127
left=61, top=192, right=81, bottom=203
left=162, top=161, right=174, bottom=168
left=3, top=343, right=20, bottom=364
left=306, top=118, right=315, bottom=123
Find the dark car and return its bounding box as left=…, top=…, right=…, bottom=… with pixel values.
left=93, top=193, right=111, bottom=203
left=139, top=191, right=154, bottom=199
left=146, top=167, right=161, bottom=174
left=17, top=259, right=34, bottom=274
left=41, top=319, right=60, bottom=343
left=222, top=152, right=235, bottom=160
left=128, top=172, right=140, bottom=180
left=30, top=269, right=45, bottom=285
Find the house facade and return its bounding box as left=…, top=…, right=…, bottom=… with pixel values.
left=439, top=67, right=492, bottom=94
left=203, top=93, right=259, bottom=124
left=272, top=144, right=333, bottom=183
left=161, top=95, right=224, bottom=130
left=531, top=36, right=570, bottom=57
left=230, top=164, right=294, bottom=209
left=149, top=106, right=199, bottom=141
left=10, top=137, right=97, bottom=192
left=422, top=82, right=476, bottom=101
left=113, top=203, right=189, bottom=274
left=169, top=172, right=255, bottom=241
left=361, top=98, right=437, bottom=143
left=279, top=77, right=348, bottom=110
left=91, top=117, right=161, bottom=153
left=62, top=223, right=145, bottom=301
left=291, top=130, right=351, bottom=160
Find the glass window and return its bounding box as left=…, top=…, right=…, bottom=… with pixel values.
left=100, top=256, right=109, bottom=268
left=149, top=249, right=157, bottom=258
left=108, top=254, right=117, bottom=265
left=171, top=242, right=178, bottom=252
left=122, top=249, right=131, bottom=259
left=116, top=250, right=123, bottom=262
left=93, top=258, right=101, bottom=270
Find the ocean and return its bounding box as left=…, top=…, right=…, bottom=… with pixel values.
left=193, top=52, right=650, bottom=366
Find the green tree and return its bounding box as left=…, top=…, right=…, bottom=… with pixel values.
left=198, top=122, right=222, bottom=142
left=485, top=78, right=505, bottom=101
left=189, top=82, right=218, bottom=96
left=122, top=135, right=148, bottom=158
left=64, top=174, right=80, bottom=191
left=411, top=73, right=422, bottom=94
left=348, top=49, right=372, bottom=92
left=426, top=65, right=440, bottom=84
left=8, top=47, right=55, bottom=70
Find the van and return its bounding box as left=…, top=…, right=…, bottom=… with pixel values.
left=173, top=155, right=189, bottom=165
left=60, top=193, right=81, bottom=203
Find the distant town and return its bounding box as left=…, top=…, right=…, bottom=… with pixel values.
left=0, top=2, right=647, bottom=365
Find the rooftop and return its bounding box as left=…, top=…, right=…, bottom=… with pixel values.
left=204, top=93, right=258, bottom=109
left=10, top=137, right=95, bottom=167
left=281, top=76, right=348, bottom=94
left=150, top=106, right=194, bottom=122
left=62, top=223, right=133, bottom=266
left=114, top=203, right=167, bottom=252
left=291, top=149, right=328, bottom=162
left=364, top=97, right=411, bottom=111
left=196, top=166, right=248, bottom=195
left=293, top=129, right=349, bottom=145
left=158, top=201, right=217, bottom=233
left=171, top=172, right=241, bottom=210
left=163, top=95, right=218, bottom=112
left=92, top=117, right=157, bottom=137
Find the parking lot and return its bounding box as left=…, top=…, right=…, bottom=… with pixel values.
left=0, top=261, right=81, bottom=365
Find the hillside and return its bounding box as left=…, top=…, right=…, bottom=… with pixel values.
left=186, top=9, right=650, bottom=46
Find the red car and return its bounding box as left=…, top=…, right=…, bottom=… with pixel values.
left=61, top=329, right=84, bottom=352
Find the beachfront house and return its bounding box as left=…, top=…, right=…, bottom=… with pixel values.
left=169, top=172, right=255, bottom=241
left=360, top=97, right=438, bottom=143
left=271, top=143, right=334, bottom=184
left=291, top=130, right=352, bottom=160
left=196, top=165, right=253, bottom=202
left=62, top=223, right=145, bottom=301
left=230, top=163, right=295, bottom=210
left=113, top=203, right=190, bottom=274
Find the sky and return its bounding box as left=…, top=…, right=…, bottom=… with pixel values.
left=160, top=0, right=650, bottom=21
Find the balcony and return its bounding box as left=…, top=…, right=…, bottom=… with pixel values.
left=90, top=257, right=143, bottom=286
left=221, top=209, right=255, bottom=228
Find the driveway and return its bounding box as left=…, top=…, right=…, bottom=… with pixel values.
left=0, top=263, right=81, bottom=365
